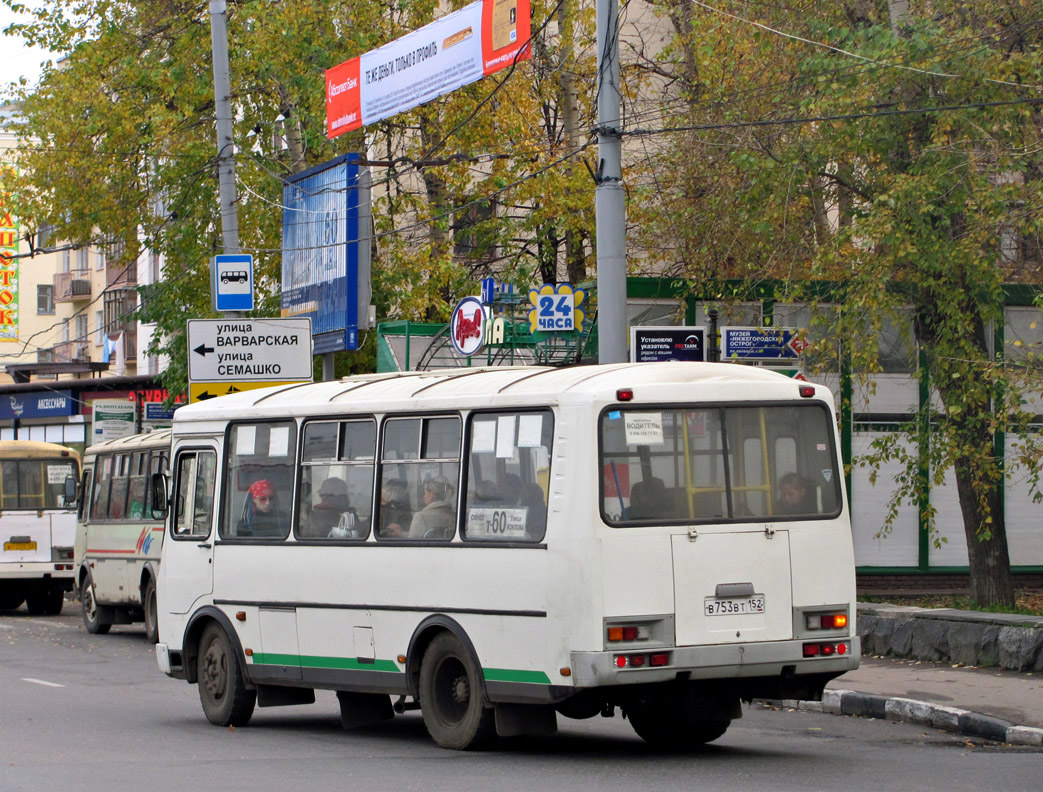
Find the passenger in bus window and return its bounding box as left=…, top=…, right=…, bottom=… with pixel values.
left=518, top=482, right=547, bottom=540
left=408, top=476, right=455, bottom=539
left=242, top=479, right=285, bottom=536
left=379, top=479, right=411, bottom=537
left=777, top=472, right=814, bottom=515
left=496, top=472, right=522, bottom=504
left=308, top=477, right=354, bottom=537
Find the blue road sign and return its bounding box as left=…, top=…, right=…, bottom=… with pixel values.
left=213, top=254, right=254, bottom=312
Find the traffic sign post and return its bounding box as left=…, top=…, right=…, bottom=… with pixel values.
left=187, top=318, right=313, bottom=383
left=211, top=253, right=255, bottom=312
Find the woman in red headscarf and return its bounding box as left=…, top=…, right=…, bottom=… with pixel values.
left=242, top=479, right=284, bottom=536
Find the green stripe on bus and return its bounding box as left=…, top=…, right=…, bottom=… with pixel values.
left=251, top=654, right=400, bottom=673
left=482, top=668, right=552, bottom=685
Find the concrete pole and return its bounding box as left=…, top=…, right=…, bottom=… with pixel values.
left=595, top=0, right=627, bottom=363
left=209, top=1, right=244, bottom=318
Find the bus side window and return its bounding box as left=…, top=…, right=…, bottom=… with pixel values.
left=90, top=455, right=112, bottom=520
left=462, top=411, right=553, bottom=542
left=222, top=421, right=296, bottom=539
left=172, top=451, right=216, bottom=537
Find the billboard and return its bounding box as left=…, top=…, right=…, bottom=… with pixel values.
left=629, top=327, right=706, bottom=363
left=325, top=0, right=531, bottom=138
left=281, top=154, right=371, bottom=353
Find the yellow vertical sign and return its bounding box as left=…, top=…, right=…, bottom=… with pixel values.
left=0, top=163, right=18, bottom=341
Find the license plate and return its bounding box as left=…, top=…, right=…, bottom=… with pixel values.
left=704, top=595, right=765, bottom=616
left=4, top=541, right=37, bottom=552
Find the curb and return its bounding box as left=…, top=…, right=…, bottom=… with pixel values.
left=755, top=690, right=1043, bottom=747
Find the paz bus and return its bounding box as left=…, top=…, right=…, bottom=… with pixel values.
left=76, top=429, right=170, bottom=641
left=154, top=363, right=859, bottom=749
left=0, top=440, right=79, bottom=615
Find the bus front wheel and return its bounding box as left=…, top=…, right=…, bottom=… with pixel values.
left=419, top=633, right=495, bottom=750
left=143, top=579, right=159, bottom=643
left=80, top=578, right=111, bottom=634
left=197, top=623, right=256, bottom=727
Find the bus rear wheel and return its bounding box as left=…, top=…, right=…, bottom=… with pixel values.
left=625, top=688, right=736, bottom=749
left=143, top=579, right=159, bottom=643
left=419, top=633, right=495, bottom=750
left=80, top=578, right=110, bottom=634
left=27, top=587, right=65, bottom=616
left=197, top=622, right=255, bottom=727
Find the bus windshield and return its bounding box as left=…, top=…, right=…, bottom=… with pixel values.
left=600, top=404, right=841, bottom=524
left=0, top=457, right=79, bottom=511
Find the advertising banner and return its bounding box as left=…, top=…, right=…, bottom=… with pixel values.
left=91, top=399, right=136, bottom=443
left=629, top=327, right=706, bottom=363
left=0, top=164, right=19, bottom=342
left=326, top=0, right=531, bottom=138
left=0, top=390, right=77, bottom=420
left=721, top=327, right=808, bottom=360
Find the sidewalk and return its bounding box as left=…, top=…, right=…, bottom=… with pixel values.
left=796, top=652, right=1043, bottom=746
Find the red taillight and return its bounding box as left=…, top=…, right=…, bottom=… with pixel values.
left=820, top=613, right=848, bottom=630
left=837, top=642, right=848, bottom=655
left=649, top=652, right=670, bottom=667
left=628, top=654, right=646, bottom=667
left=616, top=388, right=634, bottom=402
left=803, top=643, right=820, bottom=657
left=615, top=655, right=627, bottom=668
left=821, top=643, right=835, bottom=656
left=803, top=641, right=848, bottom=658
left=622, top=626, right=638, bottom=641
left=799, top=385, right=815, bottom=398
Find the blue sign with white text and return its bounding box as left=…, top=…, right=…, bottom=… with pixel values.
left=0, top=390, right=77, bottom=420
left=721, top=328, right=806, bottom=360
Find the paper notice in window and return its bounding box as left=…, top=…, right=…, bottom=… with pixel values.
left=490, top=0, right=518, bottom=51
left=517, top=414, right=542, bottom=447
left=624, top=413, right=664, bottom=446
left=236, top=425, right=256, bottom=456
left=496, top=415, right=516, bottom=458
left=269, top=426, right=290, bottom=457
left=472, top=420, right=496, bottom=453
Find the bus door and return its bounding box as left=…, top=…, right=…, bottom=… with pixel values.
left=162, top=447, right=218, bottom=614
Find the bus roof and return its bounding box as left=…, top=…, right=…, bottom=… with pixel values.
left=0, top=440, right=81, bottom=460
left=84, top=427, right=173, bottom=457
left=172, top=363, right=828, bottom=425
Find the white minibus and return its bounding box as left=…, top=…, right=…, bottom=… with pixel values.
left=155, top=363, right=859, bottom=749
left=76, top=429, right=170, bottom=640
left=0, top=440, right=79, bottom=614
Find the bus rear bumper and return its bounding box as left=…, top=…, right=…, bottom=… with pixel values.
left=571, top=636, right=861, bottom=691
left=0, top=563, right=75, bottom=581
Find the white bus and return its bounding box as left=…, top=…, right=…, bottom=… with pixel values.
left=0, top=440, right=79, bottom=615
left=155, top=363, right=859, bottom=749
left=76, top=429, right=170, bottom=641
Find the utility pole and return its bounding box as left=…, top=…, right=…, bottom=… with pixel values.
left=595, top=0, right=627, bottom=363
left=209, top=0, right=243, bottom=319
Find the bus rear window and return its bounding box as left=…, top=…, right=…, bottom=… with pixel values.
left=600, top=405, right=840, bottom=525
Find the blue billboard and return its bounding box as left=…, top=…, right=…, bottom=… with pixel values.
left=721, top=327, right=807, bottom=360
left=281, top=154, right=371, bottom=353
left=0, top=390, right=77, bottom=420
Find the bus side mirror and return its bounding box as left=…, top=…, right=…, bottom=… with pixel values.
left=64, top=475, right=78, bottom=506
left=150, top=473, right=169, bottom=519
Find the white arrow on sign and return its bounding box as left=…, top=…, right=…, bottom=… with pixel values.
left=187, top=318, right=313, bottom=383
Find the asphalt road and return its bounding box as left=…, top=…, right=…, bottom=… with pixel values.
left=2, top=605, right=1040, bottom=792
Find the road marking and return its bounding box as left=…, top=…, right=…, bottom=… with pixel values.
left=22, top=678, right=64, bottom=688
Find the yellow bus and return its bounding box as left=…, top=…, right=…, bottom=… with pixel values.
left=0, top=440, right=80, bottom=615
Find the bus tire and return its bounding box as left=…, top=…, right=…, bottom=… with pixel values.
left=626, top=690, right=735, bottom=748
left=143, top=578, right=159, bottom=643
left=27, top=587, right=65, bottom=616
left=419, top=632, right=495, bottom=750
left=197, top=622, right=256, bottom=727
left=80, top=578, right=111, bottom=635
